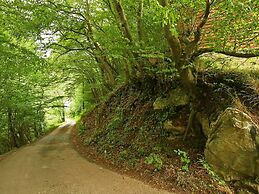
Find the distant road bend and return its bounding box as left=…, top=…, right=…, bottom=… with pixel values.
left=0, top=122, right=172, bottom=194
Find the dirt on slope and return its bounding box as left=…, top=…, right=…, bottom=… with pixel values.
left=74, top=73, right=259, bottom=194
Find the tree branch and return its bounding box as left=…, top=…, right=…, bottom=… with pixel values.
left=192, top=0, right=211, bottom=44
left=63, top=27, right=86, bottom=37
left=48, top=105, right=68, bottom=108
left=111, top=0, right=133, bottom=44
left=61, top=37, right=86, bottom=49
left=46, top=0, right=86, bottom=21
left=137, top=0, right=144, bottom=43
left=158, top=0, right=182, bottom=63
left=193, top=48, right=259, bottom=58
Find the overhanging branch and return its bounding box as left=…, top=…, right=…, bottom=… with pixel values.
left=158, top=0, right=182, bottom=63
left=192, top=0, right=211, bottom=44
left=193, top=48, right=259, bottom=58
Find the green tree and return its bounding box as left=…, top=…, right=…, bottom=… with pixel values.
left=0, top=32, right=48, bottom=149
left=154, top=0, right=258, bottom=135
left=0, top=2, right=69, bottom=151
left=2, top=0, right=258, bottom=141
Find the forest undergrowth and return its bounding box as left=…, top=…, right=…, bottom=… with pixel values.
left=73, top=71, right=259, bottom=194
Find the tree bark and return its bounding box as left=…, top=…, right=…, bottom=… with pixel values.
left=84, top=0, right=117, bottom=89
left=137, top=0, right=144, bottom=43
left=7, top=109, right=18, bottom=148
left=33, top=122, right=39, bottom=138
left=109, top=0, right=135, bottom=77
left=158, top=0, right=205, bottom=138
left=110, top=0, right=133, bottom=44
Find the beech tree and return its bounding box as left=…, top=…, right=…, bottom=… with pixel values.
left=106, top=0, right=259, bottom=134
left=0, top=32, right=48, bottom=149
left=2, top=0, right=258, bottom=141
left=153, top=0, right=258, bottom=135
left=0, top=1, right=69, bottom=151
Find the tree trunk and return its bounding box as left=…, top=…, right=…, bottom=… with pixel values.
left=158, top=0, right=203, bottom=138
left=179, top=65, right=202, bottom=139
left=109, top=0, right=141, bottom=77
left=34, top=122, right=39, bottom=138
left=17, top=127, right=27, bottom=146
left=180, top=67, right=197, bottom=98
left=84, top=0, right=117, bottom=89
left=62, top=107, right=65, bottom=122
left=98, top=55, right=117, bottom=89
left=137, top=0, right=144, bottom=43
left=7, top=109, right=19, bottom=148
left=111, top=0, right=133, bottom=44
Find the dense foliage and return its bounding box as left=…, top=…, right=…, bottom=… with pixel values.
left=0, top=0, right=258, bottom=153
left=0, top=33, right=48, bottom=151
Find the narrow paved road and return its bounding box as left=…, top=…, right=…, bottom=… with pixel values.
left=0, top=123, right=173, bottom=194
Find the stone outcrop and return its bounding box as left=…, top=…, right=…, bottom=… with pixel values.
left=153, top=87, right=189, bottom=110
left=205, top=108, right=259, bottom=181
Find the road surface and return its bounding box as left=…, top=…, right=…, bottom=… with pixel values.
left=0, top=123, right=173, bottom=194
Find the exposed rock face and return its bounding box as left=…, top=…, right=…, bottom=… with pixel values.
left=153, top=87, right=189, bottom=110
left=205, top=108, right=259, bottom=181
left=169, top=88, right=189, bottom=107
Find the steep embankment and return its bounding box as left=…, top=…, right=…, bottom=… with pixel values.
left=74, top=72, right=259, bottom=194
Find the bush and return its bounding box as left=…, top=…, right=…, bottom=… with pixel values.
left=145, top=153, right=163, bottom=171
left=174, top=149, right=191, bottom=171
left=77, top=121, right=86, bottom=135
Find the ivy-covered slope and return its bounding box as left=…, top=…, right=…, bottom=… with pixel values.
left=73, top=72, right=259, bottom=194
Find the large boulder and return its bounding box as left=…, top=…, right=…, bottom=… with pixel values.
left=205, top=108, right=259, bottom=181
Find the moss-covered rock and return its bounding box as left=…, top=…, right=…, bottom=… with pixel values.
left=153, top=87, right=189, bottom=110
left=205, top=108, right=259, bottom=181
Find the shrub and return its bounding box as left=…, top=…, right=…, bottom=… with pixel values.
left=174, top=149, right=191, bottom=171
left=145, top=153, right=163, bottom=171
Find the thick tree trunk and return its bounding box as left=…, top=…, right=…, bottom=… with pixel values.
left=158, top=0, right=207, bottom=138
left=180, top=67, right=197, bottom=98
left=179, top=66, right=200, bottom=138
left=98, top=56, right=117, bottom=89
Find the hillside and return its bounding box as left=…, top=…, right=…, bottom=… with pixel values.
left=1, top=1, right=258, bottom=193
left=73, top=69, right=259, bottom=194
